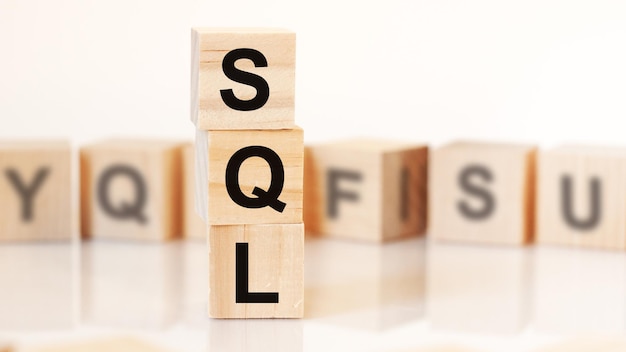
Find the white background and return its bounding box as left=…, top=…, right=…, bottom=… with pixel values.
left=2, top=0, right=626, bottom=147
left=3, top=1, right=626, bottom=351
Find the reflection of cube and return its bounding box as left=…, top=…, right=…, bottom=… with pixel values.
left=537, top=146, right=626, bottom=250
left=304, top=138, right=428, bottom=242
left=195, top=128, right=303, bottom=225
left=210, top=320, right=302, bottom=352
left=80, top=140, right=183, bottom=241
left=0, top=141, right=71, bottom=241
left=427, top=244, right=530, bottom=333
left=430, top=141, right=536, bottom=245
left=181, top=240, right=208, bottom=325
left=191, top=28, right=295, bottom=130
left=532, top=247, right=626, bottom=333
left=81, top=242, right=181, bottom=328
left=209, top=223, right=304, bottom=318
left=181, top=143, right=206, bottom=240
left=0, top=244, right=74, bottom=330
left=305, top=237, right=425, bottom=330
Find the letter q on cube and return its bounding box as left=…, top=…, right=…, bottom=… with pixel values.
left=429, top=141, right=536, bottom=245
left=195, top=128, right=303, bottom=225
left=80, top=139, right=184, bottom=241
left=304, top=138, right=428, bottom=242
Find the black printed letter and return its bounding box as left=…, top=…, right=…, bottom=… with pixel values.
left=97, top=164, right=148, bottom=224
left=220, top=48, right=270, bottom=111
left=236, top=243, right=279, bottom=303
left=225, top=146, right=286, bottom=212
left=327, top=168, right=362, bottom=219
left=561, top=175, right=601, bottom=230
left=457, top=165, right=495, bottom=220
left=5, top=167, right=50, bottom=222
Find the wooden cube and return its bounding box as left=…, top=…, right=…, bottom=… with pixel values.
left=195, top=128, right=303, bottom=225
left=0, top=141, right=71, bottom=241
left=80, top=139, right=183, bottom=241
left=430, top=141, right=536, bottom=245
left=533, top=337, right=626, bottom=352
left=182, top=143, right=207, bottom=240
left=191, top=28, right=295, bottom=130
left=537, top=146, right=626, bottom=250
left=23, top=337, right=173, bottom=352
left=209, top=223, right=304, bottom=318
left=303, top=138, right=428, bottom=242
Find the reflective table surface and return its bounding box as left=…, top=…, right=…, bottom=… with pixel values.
left=1, top=236, right=626, bottom=351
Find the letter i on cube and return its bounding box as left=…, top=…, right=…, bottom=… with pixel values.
left=191, top=28, right=303, bottom=318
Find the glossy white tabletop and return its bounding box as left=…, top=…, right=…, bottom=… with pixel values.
left=1, top=236, right=626, bottom=351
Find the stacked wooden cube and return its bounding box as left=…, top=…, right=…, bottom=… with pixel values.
left=191, top=28, right=304, bottom=318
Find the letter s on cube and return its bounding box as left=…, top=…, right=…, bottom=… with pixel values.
left=429, top=141, right=537, bottom=245
left=195, top=128, right=303, bottom=225
left=80, top=139, right=184, bottom=241
left=191, top=28, right=295, bottom=130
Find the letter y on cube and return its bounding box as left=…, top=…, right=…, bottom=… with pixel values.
left=0, top=141, right=71, bottom=241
